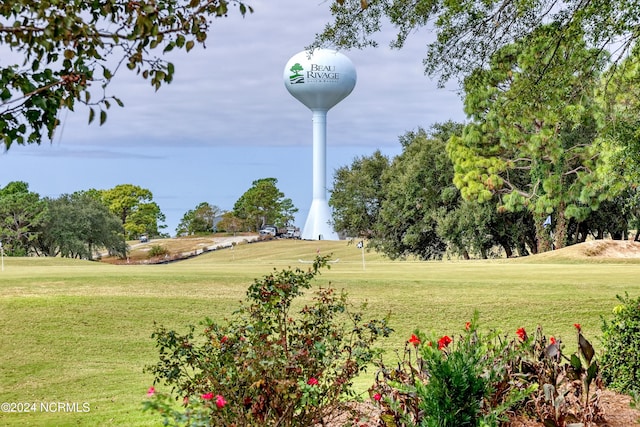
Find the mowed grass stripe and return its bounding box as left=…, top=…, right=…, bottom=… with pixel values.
left=1, top=239, right=639, bottom=426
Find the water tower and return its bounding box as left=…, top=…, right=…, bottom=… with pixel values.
left=283, top=49, right=357, bottom=240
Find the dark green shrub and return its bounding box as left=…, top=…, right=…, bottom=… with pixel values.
left=147, top=244, right=169, bottom=258
left=143, top=256, right=392, bottom=426
left=601, top=293, right=640, bottom=396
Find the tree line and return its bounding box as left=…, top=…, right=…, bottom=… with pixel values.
left=0, top=182, right=164, bottom=258
left=316, top=0, right=640, bottom=259
left=176, top=178, right=297, bottom=236
left=330, top=119, right=638, bottom=260
left=0, top=178, right=296, bottom=258
left=319, top=6, right=640, bottom=260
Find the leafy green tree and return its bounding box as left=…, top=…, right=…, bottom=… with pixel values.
left=0, top=0, right=253, bottom=149
left=0, top=181, right=46, bottom=255
left=176, top=202, right=221, bottom=236
left=447, top=26, right=606, bottom=252
left=100, top=184, right=165, bottom=239
left=216, top=211, right=245, bottom=235
left=329, top=150, right=390, bottom=239
left=316, top=0, right=638, bottom=87
left=33, top=192, right=127, bottom=259
left=594, top=52, right=640, bottom=191
left=233, top=178, right=297, bottom=231
left=373, top=127, right=458, bottom=260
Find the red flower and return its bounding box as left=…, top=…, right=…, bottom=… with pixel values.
left=574, top=323, right=581, bottom=331
left=465, top=322, right=471, bottom=331
left=220, top=335, right=228, bottom=344
left=550, top=336, right=556, bottom=345
left=201, top=392, right=214, bottom=400
left=437, top=335, right=452, bottom=350
left=516, top=327, right=527, bottom=341
left=146, top=386, right=155, bottom=397
left=215, top=394, right=227, bottom=409
left=373, top=393, right=382, bottom=401
left=408, top=334, right=420, bottom=346
left=307, top=377, right=319, bottom=386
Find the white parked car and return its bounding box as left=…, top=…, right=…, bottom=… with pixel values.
left=259, top=226, right=277, bottom=236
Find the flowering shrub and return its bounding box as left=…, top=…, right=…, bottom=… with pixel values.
left=371, top=311, right=533, bottom=427
left=601, top=292, right=640, bottom=397
left=369, top=313, right=603, bottom=427
left=143, top=256, right=392, bottom=426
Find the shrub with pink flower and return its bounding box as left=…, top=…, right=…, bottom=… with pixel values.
left=144, top=256, right=392, bottom=427
left=215, top=394, right=226, bottom=409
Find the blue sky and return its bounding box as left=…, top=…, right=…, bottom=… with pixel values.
left=0, top=0, right=466, bottom=235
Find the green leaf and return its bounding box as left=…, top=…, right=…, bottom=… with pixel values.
left=88, top=108, right=95, bottom=124
left=0, top=88, right=11, bottom=101
left=185, top=40, right=194, bottom=52
left=586, top=361, right=598, bottom=387
left=578, top=332, right=595, bottom=364
left=570, top=354, right=582, bottom=371
left=99, top=110, right=107, bottom=125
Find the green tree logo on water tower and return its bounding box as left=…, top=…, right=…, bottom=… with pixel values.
left=289, top=63, right=304, bottom=84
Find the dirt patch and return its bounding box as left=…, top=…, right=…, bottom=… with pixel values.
left=100, top=234, right=260, bottom=264
left=508, top=390, right=640, bottom=426
left=519, top=239, right=640, bottom=262
left=581, top=240, right=640, bottom=258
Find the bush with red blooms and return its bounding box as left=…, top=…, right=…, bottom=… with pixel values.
left=143, top=256, right=392, bottom=426
left=369, top=312, right=603, bottom=426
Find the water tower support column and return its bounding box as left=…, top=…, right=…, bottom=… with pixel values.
left=312, top=109, right=327, bottom=201
left=302, top=109, right=338, bottom=240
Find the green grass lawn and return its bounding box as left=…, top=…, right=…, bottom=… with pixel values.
left=1, top=239, right=639, bottom=426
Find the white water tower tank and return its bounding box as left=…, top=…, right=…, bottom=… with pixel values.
left=284, top=49, right=357, bottom=240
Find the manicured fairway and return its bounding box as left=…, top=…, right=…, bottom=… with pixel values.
left=1, top=239, right=639, bottom=426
